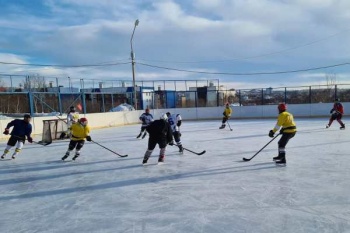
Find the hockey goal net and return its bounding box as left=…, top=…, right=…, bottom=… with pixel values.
left=41, top=119, right=68, bottom=143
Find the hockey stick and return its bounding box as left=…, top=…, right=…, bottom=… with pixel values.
left=170, top=144, right=205, bottom=155
left=182, top=146, right=206, bottom=155
left=34, top=140, right=52, bottom=146
left=226, top=121, right=233, bottom=131
left=91, top=140, right=128, bottom=157
left=242, top=134, right=281, bottom=162
left=12, top=135, right=52, bottom=146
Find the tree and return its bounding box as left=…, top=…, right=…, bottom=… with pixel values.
left=22, top=75, right=48, bottom=113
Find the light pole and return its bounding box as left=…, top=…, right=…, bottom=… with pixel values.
left=130, top=19, right=139, bottom=110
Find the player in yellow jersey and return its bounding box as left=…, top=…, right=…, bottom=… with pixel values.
left=219, top=103, right=232, bottom=129
left=62, top=117, right=91, bottom=161
left=268, top=103, right=297, bottom=165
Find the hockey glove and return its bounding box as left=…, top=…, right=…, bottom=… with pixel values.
left=279, top=128, right=284, bottom=134
left=27, top=137, right=33, bottom=143
left=177, top=120, right=182, bottom=127
left=168, top=140, right=175, bottom=146
left=268, top=130, right=274, bottom=138
left=3, top=128, right=9, bottom=135
left=86, top=136, right=92, bottom=141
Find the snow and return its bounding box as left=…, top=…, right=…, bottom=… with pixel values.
left=0, top=118, right=349, bottom=233
left=109, top=103, right=135, bottom=112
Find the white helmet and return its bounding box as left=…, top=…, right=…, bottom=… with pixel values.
left=160, top=113, right=168, bottom=121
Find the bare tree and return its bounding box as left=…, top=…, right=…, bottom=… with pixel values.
left=0, top=78, right=6, bottom=92
left=325, top=73, right=337, bottom=100
left=22, top=75, right=48, bottom=113
left=326, top=73, right=337, bottom=87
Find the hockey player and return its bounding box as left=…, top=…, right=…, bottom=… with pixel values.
left=166, top=112, right=183, bottom=153
left=1, top=114, right=33, bottom=159
left=142, top=113, right=173, bottom=164
left=326, top=98, right=345, bottom=129
left=137, top=108, right=153, bottom=139
left=219, top=103, right=232, bottom=129
left=62, top=117, right=91, bottom=161
left=268, top=103, right=297, bottom=165
left=60, top=106, right=80, bottom=139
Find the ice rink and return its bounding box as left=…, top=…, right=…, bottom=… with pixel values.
left=0, top=117, right=349, bottom=233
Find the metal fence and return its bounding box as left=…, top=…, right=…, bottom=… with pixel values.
left=0, top=74, right=349, bottom=115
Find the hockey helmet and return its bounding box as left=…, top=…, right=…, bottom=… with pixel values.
left=166, top=112, right=171, bottom=117
left=335, top=98, right=340, bottom=102
left=278, top=103, right=287, bottom=112
left=70, top=106, right=76, bottom=112
left=79, top=117, right=88, bottom=126
left=160, top=113, right=168, bottom=121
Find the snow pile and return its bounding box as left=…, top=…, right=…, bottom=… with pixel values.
left=0, top=114, right=10, bottom=119
left=109, top=103, right=135, bottom=112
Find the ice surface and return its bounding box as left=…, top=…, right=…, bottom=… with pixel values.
left=0, top=118, right=349, bottom=233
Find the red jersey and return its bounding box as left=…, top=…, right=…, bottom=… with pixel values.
left=332, top=103, right=344, bottom=114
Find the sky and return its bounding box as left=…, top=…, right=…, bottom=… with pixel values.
left=1, top=0, right=350, bottom=90
left=1, top=118, right=350, bottom=232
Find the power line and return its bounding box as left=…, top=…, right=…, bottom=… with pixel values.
left=137, top=62, right=350, bottom=76
left=0, top=61, right=131, bottom=67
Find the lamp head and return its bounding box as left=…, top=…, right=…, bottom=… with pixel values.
left=135, top=19, right=139, bottom=26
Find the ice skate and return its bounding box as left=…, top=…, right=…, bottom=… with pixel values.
left=326, top=124, right=330, bottom=128
left=158, top=155, right=164, bottom=164
left=340, top=125, right=345, bottom=130
left=275, top=154, right=286, bottom=165
left=219, top=124, right=226, bottom=129
left=61, top=153, right=69, bottom=161
left=11, top=155, right=16, bottom=159
left=273, top=155, right=284, bottom=161
left=1, top=154, right=5, bottom=159
left=275, top=159, right=286, bottom=165
left=136, top=133, right=142, bottom=139
left=142, top=154, right=150, bottom=165
left=178, top=145, right=184, bottom=154
left=72, top=153, right=80, bottom=161
left=273, top=152, right=285, bottom=161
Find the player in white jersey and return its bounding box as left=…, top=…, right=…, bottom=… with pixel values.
left=67, top=106, right=80, bottom=128
left=60, top=106, right=80, bottom=139
left=166, top=112, right=183, bottom=153
left=137, top=108, right=154, bottom=139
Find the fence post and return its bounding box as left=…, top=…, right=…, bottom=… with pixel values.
left=309, top=86, right=312, bottom=103
left=335, top=84, right=338, bottom=100
left=56, top=78, right=63, bottom=114
left=101, top=93, right=105, bottom=112
left=239, top=90, right=242, bottom=106
left=28, top=91, right=34, bottom=115
left=283, top=87, right=286, bottom=103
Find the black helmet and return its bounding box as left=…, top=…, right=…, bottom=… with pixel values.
left=70, top=106, right=76, bottom=112
left=335, top=98, right=340, bottom=102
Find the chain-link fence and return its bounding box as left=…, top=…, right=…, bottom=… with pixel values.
left=0, top=74, right=349, bottom=114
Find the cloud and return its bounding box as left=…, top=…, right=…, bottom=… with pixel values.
left=0, top=0, right=350, bottom=90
